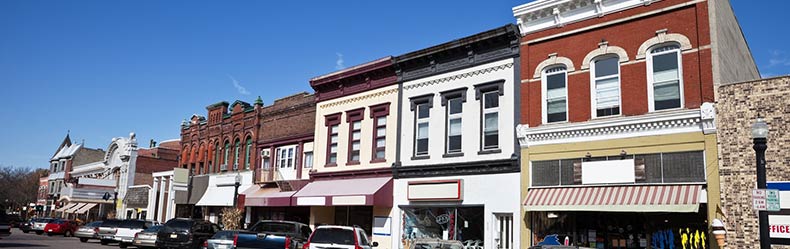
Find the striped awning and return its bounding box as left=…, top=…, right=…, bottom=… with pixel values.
left=64, top=203, right=87, bottom=213
left=55, top=203, right=77, bottom=212
left=75, top=203, right=97, bottom=214
left=524, top=184, right=702, bottom=213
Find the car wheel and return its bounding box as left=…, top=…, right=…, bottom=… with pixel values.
left=80, top=238, right=88, bottom=242
left=100, top=239, right=109, bottom=245
left=64, top=231, right=72, bottom=237
left=119, top=242, right=128, bottom=248
left=47, top=233, right=53, bottom=236
left=22, top=230, right=29, bottom=233
left=35, top=231, right=43, bottom=235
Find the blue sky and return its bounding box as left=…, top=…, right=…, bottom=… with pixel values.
left=0, top=0, right=786, bottom=169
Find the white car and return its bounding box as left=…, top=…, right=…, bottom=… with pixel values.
left=114, top=219, right=158, bottom=248
left=31, top=218, right=54, bottom=235
left=304, top=225, right=378, bottom=249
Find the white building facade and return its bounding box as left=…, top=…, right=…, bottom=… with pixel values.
left=392, top=24, right=522, bottom=249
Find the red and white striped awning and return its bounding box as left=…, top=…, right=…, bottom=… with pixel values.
left=523, top=185, right=702, bottom=213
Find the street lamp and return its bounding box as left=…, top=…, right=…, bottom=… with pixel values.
left=752, top=118, right=770, bottom=249
left=233, top=173, right=241, bottom=208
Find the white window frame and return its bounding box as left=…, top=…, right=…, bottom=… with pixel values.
left=590, top=55, right=622, bottom=118
left=303, top=151, right=313, bottom=169
left=414, top=103, right=430, bottom=156
left=446, top=98, right=463, bottom=154
left=646, top=43, right=684, bottom=112
left=482, top=91, right=500, bottom=150
left=541, top=66, right=569, bottom=124
left=275, top=145, right=297, bottom=168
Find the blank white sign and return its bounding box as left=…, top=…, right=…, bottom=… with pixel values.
left=582, top=159, right=635, bottom=185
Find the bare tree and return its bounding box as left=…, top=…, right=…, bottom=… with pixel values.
left=0, top=165, right=48, bottom=213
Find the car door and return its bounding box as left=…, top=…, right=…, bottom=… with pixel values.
left=357, top=229, right=372, bottom=249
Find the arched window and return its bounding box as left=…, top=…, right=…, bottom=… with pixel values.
left=591, top=55, right=621, bottom=117
left=542, top=66, right=568, bottom=123
left=213, top=142, right=220, bottom=173
left=223, top=141, right=230, bottom=168
left=244, top=137, right=252, bottom=170
left=647, top=44, right=683, bottom=111
left=234, top=138, right=241, bottom=170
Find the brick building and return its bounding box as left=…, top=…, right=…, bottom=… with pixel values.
left=245, top=92, right=315, bottom=227
left=717, top=76, right=790, bottom=247
left=48, top=133, right=105, bottom=214
left=512, top=0, right=759, bottom=247
left=178, top=99, right=262, bottom=222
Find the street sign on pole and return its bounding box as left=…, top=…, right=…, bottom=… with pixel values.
left=754, top=189, right=767, bottom=211
left=767, top=189, right=781, bottom=211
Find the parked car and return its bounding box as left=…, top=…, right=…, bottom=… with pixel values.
left=0, top=213, right=11, bottom=238
left=229, top=220, right=312, bottom=249
left=132, top=225, right=163, bottom=249
left=31, top=217, right=54, bottom=235
left=406, top=239, right=464, bottom=249
left=75, top=221, right=104, bottom=242
left=43, top=219, right=78, bottom=236
left=18, top=219, right=33, bottom=233
left=157, top=218, right=219, bottom=249
left=203, top=230, right=246, bottom=249
left=304, top=225, right=378, bottom=249
left=116, top=219, right=158, bottom=248
left=97, top=219, right=123, bottom=245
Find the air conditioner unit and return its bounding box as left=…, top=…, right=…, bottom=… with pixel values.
left=220, top=164, right=228, bottom=171
left=261, top=149, right=270, bottom=157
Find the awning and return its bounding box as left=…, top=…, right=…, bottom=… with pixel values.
left=175, top=175, right=209, bottom=205
left=195, top=171, right=253, bottom=207
left=243, top=185, right=295, bottom=207
left=75, top=203, right=97, bottom=214
left=292, top=177, right=392, bottom=206
left=55, top=203, right=77, bottom=212
left=64, top=203, right=87, bottom=213
left=523, top=185, right=702, bottom=213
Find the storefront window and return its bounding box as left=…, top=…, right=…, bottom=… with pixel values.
left=401, top=206, right=484, bottom=248
left=334, top=206, right=373, bottom=236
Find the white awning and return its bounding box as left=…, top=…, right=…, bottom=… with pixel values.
left=55, top=203, right=77, bottom=212
left=75, top=203, right=97, bottom=214
left=195, top=171, right=253, bottom=207
left=64, top=203, right=86, bottom=213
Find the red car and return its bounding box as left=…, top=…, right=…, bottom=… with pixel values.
left=43, top=219, right=78, bottom=237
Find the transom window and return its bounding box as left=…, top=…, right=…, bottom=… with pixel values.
left=591, top=56, right=621, bottom=117
left=482, top=91, right=500, bottom=150
left=543, top=66, right=568, bottom=123
left=648, top=44, right=683, bottom=111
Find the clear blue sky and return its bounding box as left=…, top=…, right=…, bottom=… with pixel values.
left=0, top=0, right=786, bottom=169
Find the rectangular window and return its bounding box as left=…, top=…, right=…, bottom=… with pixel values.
left=346, top=109, right=364, bottom=164
left=592, top=56, right=621, bottom=117
left=446, top=98, right=463, bottom=154
left=482, top=91, right=500, bottom=150
left=544, top=67, right=567, bottom=123
left=303, top=152, right=313, bottom=169
left=325, top=113, right=342, bottom=166
left=650, top=45, right=682, bottom=111
left=370, top=103, right=390, bottom=162
left=275, top=146, right=296, bottom=168
left=415, top=104, right=430, bottom=156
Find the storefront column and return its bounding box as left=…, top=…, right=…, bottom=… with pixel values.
left=158, top=176, right=166, bottom=222
left=705, top=133, right=722, bottom=249
left=166, top=176, right=175, bottom=221
left=520, top=146, right=532, bottom=247
left=149, top=178, right=159, bottom=222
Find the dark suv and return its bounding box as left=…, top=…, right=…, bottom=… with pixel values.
left=156, top=218, right=219, bottom=249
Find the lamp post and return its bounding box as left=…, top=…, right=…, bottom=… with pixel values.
left=752, top=118, right=770, bottom=249
left=233, top=173, right=241, bottom=208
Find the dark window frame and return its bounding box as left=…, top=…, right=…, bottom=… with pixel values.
left=324, top=113, right=342, bottom=167
left=369, top=103, right=390, bottom=163
left=409, top=94, right=434, bottom=160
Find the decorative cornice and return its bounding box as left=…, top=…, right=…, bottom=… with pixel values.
left=394, top=158, right=519, bottom=179
left=318, top=87, right=398, bottom=109
left=404, top=63, right=514, bottom=91
left=518, top=107, right=711, bottom=147
left=700, top=102, right=716, bottom=135
left=513, top=0, right=654, bottom=36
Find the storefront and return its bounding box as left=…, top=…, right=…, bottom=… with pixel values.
left=194, top=171, right=253, bottom=224
left=292, top=175, right=393, bottom=247
left=174, top=174, right=208, bottom=219
left=524, top=185, right=707, bottom=248
left=243, top=183, right=310, bottom=227
left=392, top=171, right=521, bottom=249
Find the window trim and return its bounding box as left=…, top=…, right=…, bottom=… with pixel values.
left=275, top=145, right=297, bottom=169
left=244, top=137, right=252, bottom=170
left=369, top=103, right=390, bottom=163
left=646, top=43, right=684, bottom=112
left=303, top=151, right=314, bottom=169
left=410, top=94, right=434, bottom=160
left=324, top=113, right=342, bottom=167
left=541, top=66, right=569, bottom=124
left=589, top=55, right=622, bottom=119
left=233, top=138, right=241, bottom=170
left=345, top=108, right=364, bottom=165
left=441, top=88, right=467, bottom=156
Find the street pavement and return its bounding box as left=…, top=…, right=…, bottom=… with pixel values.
left=0, top=228, right=137, bottom=249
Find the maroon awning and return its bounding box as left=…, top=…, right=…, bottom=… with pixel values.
left=292, top=177, right=392, bottom=206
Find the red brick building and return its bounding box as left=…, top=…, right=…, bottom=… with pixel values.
left=513, top=0, right=759, bottom=247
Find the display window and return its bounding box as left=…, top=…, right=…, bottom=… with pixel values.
left=400, top=206, right=484, bottom=248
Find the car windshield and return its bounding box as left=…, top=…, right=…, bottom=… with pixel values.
left=100, top=219, right=121, bottom=227
left=143, top=225, right=162, bottom=233
left=119, top=220, right=145, bottom=229
left=211, top=230, right=247, bottom=240
left=310, top=228, right=355, bottom=245
left=165, top=219, right=192, bottom=232
left=85, top=221, right=103, bottom=227
left=253, top=222, right=294, bottom=234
